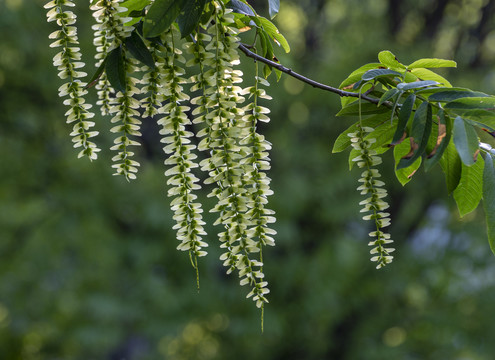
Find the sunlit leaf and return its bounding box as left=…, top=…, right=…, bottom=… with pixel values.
left=120, top=0, right=150, bottom=15
left=378, top=50, right=406, bottom=70
left=407, top=58, right=457, bottom=69
left=258, top=17, right=290, bottom=53
left=453, top=116, right=479, bottom=166
left=483, top=153, right=495, bottom=255
left=410, top=68, right=452, bottom=87
left=454, top=156, right=484, bottom=217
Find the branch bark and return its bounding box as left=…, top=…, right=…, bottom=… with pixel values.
left=237, top=43, right=381, bottom=105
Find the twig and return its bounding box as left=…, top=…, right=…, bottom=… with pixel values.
left=238, top=43, right=381, bottom=105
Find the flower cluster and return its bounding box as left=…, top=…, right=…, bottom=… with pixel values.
left=45, top=0, right=100, bottom=160
left=46, top=0, right=277, bottom=309
left=91, top=0, right=132, bottom=115
left=349, top=125, right=394, bottom=268
left=141, top=41, right=162, bottom=118
left=91, top=0, right=141, bottom=181
left=156, top=28, right=207, bottom=270
left=190, top=4, right=273, bottom=308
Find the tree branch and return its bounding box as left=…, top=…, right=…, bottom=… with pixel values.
left=238, top=43, right=381, bottom=105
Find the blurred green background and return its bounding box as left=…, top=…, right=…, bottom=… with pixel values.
left=1, top=0, right=495, bottom=359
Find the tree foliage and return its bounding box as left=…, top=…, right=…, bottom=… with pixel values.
left=44, top=0, right=495, bottom=319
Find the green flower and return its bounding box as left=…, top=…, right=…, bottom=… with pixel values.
left=157, top=29, right=207, bottom=266
left=191, top=3, right=274, bottom=308
left=349, top=126, right=394, bottom=269
left=91, top=0, right=141, bottom=180
left=45, top=0, right=100, bottom=160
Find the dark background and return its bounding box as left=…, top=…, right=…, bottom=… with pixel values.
left=1, top=0, right=495, bottom=359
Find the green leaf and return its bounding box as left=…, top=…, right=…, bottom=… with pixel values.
left=120, top=0, right=150, bottom=25
left=340, top=83, right=373, bottom=107
left=378, top=50, right=406, bottom=70
left=424, top=111, right=452, bottom=172
left=258, top=28, right=270, bottom=58
left=367, top=119, right=397, bottom=151
left=268, top=0, right=280, bottom=18
left=199, top=1, right=214, bottom=25
left=143, top=0, right=184, bottom=38
left=258, top=17, right=290, bottom=53
left=407, top=58, right=457, bottom=69
left=105, top=46, right=126, bottom=93
left=397, top=102, right=432, bottom=169
left=454, top=156, right=484, bottom=217
left=440, top=141, right=462, bottom=194
left=453, top=116, right=479, bottom=166
left=483, top=153, right=495, bottom=255
left=391, top=93, right=415, bottom=145
left=428, top=89, right=490, bottom=102
left=361, top=69, right=402, bottom=81
left=125, top=31, right=155, bottom=68
left=378, top=88, right=399, bottom=106
left=177, top=0, right=208, bottom=38
left=465, top=116, right=495, bottom=133
left=336, top=101, right=390, bottom=116
left=332, top=113, right=390, bottom=153
left=339, top=63, right=381, bottom=88
left=394, top=139, right=422, bottom=185
left=445, top=96, right=495, bottom=110
left=85, top=58, right=107, bottom=89
left=410, top=68, right=452, bottom=87
left=396, top=80, right=439, bottom=91
left=263, top=63, right=272, bottom=78
left=120, top=0, right=150, bottom=15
